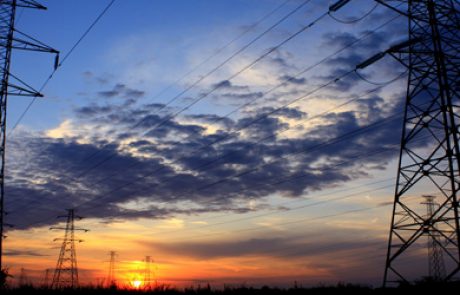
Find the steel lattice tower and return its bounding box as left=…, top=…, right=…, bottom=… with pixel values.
left=18, top=267, right=27, bottom=287
left=50, top=209, right=88, bottom=289
left=382, top=0, right=460, bottom=286
left=106, top=251, right=116, bottom=288
left=422, top=195, right=447, bottom=279
left=0, top=0, right=58, bottom=272
left=43, top=268, right=50, bottom=288
left=144, top=255, right=152, bottom=290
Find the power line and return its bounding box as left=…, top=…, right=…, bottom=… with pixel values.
left=147, top=0, right=293, bottom=105
left=11, top=57, right=409, bottom=228
left=160, top=194, right=427, bottom=244
left=7, top=7, right=401, bottom=219
left=10, top=66, right=410, bottom=231
left=148, top=184, right=396, bottom=241
left=8, top=0, right=116, bottom=137
left=97, top=132, right=442, bottom=240
left=328, top=2, right=379, bottom=24
left=76, top=13, right=403, bottom=189
left=11, top=4, right=404, bottom=230
left=63, top=7, right=399, bottom=200
left=5, top=65, right=402, bottom=215
left=15, top=109, right=404, bottom=229
left=76, top=0, right=314, bottom=165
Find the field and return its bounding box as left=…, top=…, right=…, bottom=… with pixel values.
left=2, top=281, right=460, bottom=295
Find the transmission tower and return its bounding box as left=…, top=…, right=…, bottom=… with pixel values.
left=18, top=267, right=27, bottom=287
left=43, top=268, right=50, bottom=288
left=422, top=195, right=447, bottom=279
left=50, top=209, right=88, bottom=289
left=0, top=0, right=58, bottom=271
left=143, top=255, right=152, bottom=290
left=375, top=0, right=460, bottom=286
left=106, top=251, right=117, bottom=288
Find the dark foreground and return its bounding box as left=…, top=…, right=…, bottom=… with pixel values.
left=2, top=281, right=460, bottom=295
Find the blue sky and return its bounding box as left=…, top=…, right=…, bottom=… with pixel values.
left=9, top=0, right=399, bottom=131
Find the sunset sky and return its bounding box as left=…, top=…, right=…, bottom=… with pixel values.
left=2, top=0, right=436, bottom=288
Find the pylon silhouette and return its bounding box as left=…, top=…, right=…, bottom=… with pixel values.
left=0, top=0, right=58, bottom=271
left=18, top=267, right=28, bottom=287
left=143, top=255, right=152, bottom=290
left=106, top=251, right=117, bottom=288
left=422, top=195, right=447, bottom=280
left=43, top=268, right=50, bottom=288
left=50, top=209, right=88, bottom=289
left=378, top=0, right=460, bottom=286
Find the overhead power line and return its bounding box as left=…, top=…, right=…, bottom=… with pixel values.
left=78, top=13, right=403, bottom=188
left=12, top=44, right=409, bottom=228
left=8, top=0, right=116, bottom=136
left=12, top=54, right=409, bottom=231
left=10, top=1, right=400, bottom=219
left=58, top=2, right=400, bottom=201
left=70, top=0, right=317, bottom=171
left=15, top=105, right=406, bottom=229
left=5, top=12, right=403, bottom=218
left=148, top=0, right=293, bottom=105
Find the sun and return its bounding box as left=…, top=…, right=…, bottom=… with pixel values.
left=132, top=279, right=142, bottom=289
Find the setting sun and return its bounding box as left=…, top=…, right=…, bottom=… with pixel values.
left=132, top=280, right=142, bottom=289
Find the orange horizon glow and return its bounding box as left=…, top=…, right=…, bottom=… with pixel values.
left=131, top=279, right=143, bottom=289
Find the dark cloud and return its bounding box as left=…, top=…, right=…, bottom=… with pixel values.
left=258, top=106, right=306, bottom=119
left=185, top=114, right=234, bottom=129
left=279, top=74, right=307, bottom=85
left=5, top=90, right=407, bottom=231
left=267, top=48, right=296, bottom=70
left=75, top=104, right=115, bottom=117
left=212, top=80, right=249, bottom=91
left=4, top=250, right=50, bottom=257
left=5, top=19, right=413, bottom=232
left=221, top=91, right=264, bottom=101
left=317, top=24, right=405, bottom=91
left=98, top=83, right=145, bottom=99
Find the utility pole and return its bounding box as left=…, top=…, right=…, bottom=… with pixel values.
left=50, top=209, right=88, bottom=289
left=0, top=0, right=58, bottom=272
left=422, top=195, right=446, bottom=280
left=370, top=0, right=460, bottom=286
left=106, top=251, right=117, bottom=288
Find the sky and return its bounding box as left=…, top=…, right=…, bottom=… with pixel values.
left=1, top=0, right=447, bottom=289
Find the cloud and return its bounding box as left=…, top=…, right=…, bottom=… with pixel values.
left=4, top=250, right=50, bottom=257
left=212, top=80, right=249, bottom=91
left=98, top=83, right=145, bottom=99
left=220, top=91, right=264, bottom=101
left=279, top=75, right=307, bottom=86
left=316, top=21, right=406, bottom=92
left=46, top=120, right=78, bottom=139
left=5, top=10, right=413, bottom=231
left=5, top=90, right=407, bottom=231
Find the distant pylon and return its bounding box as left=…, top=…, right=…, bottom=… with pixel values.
left=43, top=268, right=50, bottom=288
left=106, top=251, right=117, bottom=288
left=50, top=209, right=88, bottom=289
left=0, top=0, right=59, bottom=272
left=18, top=267, right=27, bottom=287
left=143, top=256, right=152, bottom=290
left=381, top=0, right=460, bottom=286
left=422, top=195, right=446, bottom=280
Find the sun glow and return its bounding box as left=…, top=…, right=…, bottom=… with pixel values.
left=132, top=279, right=143, bottom=289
